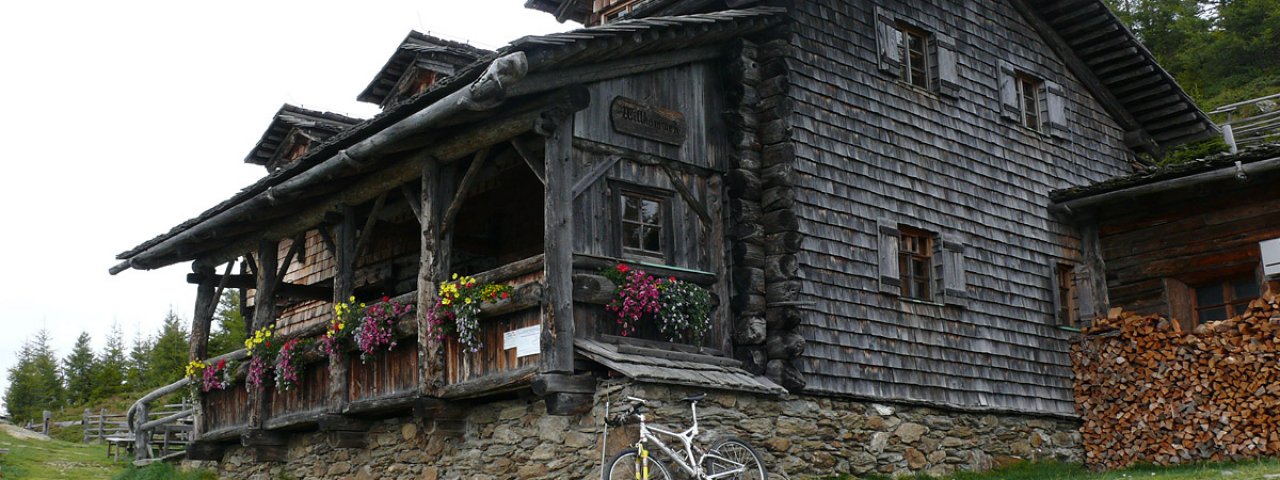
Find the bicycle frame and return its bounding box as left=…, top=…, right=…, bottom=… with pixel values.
left=629, top=400, right=748, bottom=480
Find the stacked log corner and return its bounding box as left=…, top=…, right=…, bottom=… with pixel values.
left=1072, top=294, right=1280, bottom=470
left=726, top=34, right=806, bottom=391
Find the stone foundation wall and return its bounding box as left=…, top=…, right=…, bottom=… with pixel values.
left=186, top=382, right=1081, bottom=479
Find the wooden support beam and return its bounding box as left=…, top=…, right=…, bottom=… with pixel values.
left=329, top=207, right=356, bottom=414
left=400, top=184, right=422, bottom=222
left=541, top=109, right=576, bottom=375
left=247, top=240, right=278, bottom=433
left=189, top=265, right=217, bottom=363
left=660, top=163, right=713, bottom=227
left=352, top=191, right=389, bottom=262
left=570, top=154, right=622, bottom=199
left=418, top=159, right=458, bottom=396
left=185, top=273, right=332, bottom=302
left=511, top=138, right=546, bottom=184
left=275, top=234, right=306, bottom=284
left=441, top=147, right=491, bottom=236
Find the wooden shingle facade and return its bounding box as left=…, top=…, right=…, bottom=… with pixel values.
left=114, top=0, right=1220, bottom=463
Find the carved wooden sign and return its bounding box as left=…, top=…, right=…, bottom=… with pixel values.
left=610, top=96, right=687, bottom=145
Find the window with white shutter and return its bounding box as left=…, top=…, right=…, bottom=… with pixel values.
left=874, top=8, right=959, bottom=98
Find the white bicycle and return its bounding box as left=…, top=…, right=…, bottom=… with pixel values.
left=601, top=393, right=767, bottom=480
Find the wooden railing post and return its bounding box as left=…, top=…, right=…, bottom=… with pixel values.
left=134, top=402, right=149, bottom=460
left=82, top=409, right=90, bottom=443
left=98, top=408, right=106, bottom=442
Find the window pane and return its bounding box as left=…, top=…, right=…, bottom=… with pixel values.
left=641, top=199, right=660, bottom=225
left=1195, top=284, right=1225, bottom=307
left=623, top=196, right=639, bottom=222
left=1199, top=307, right=1228, bottom=322
left=622, top=222, right=642, bottom=250
left=1232, top=277, right=1260, bottom=300
left=642, top=226, right=661, bottom=253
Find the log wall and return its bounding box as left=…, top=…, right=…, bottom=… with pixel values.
left=1095, top=176, right=1280, bottom=324
left=785, top=0, right=1133, bottom=415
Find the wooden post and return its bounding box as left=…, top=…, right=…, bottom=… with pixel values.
left=133, top=402, right=149, bottom=460
left=541, top=111, right=576, bottom=376
left=1080, top=222, right=1110, bottom=324
left=99, top=408, right=106, bottom=443
left=418, top=161, right=457, bottom=396
left=248, top=240, right=278, bottom=431
left=190, top=265, right=217, bottom=362
left=329, top=209, right=356, bottom=412
left=82, top=409, right=90, bottom=443
left=42, top=410, right=51, bottom=434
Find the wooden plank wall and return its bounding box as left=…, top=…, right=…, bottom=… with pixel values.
left=568, top=62, right=730, bottom=350
left=445, top=308, right=543, bottom=384
left=785, top=0, right=1133, bottom=415
left=268, top=362, right=331, bottom=418
left=348, top=338, right=420, bottom=402
left=202, top=382, right=249, bottom=434
left=1097, top=176, right=1280, bottom=319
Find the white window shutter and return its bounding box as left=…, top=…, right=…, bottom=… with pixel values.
left=878, top=219, right=900, bottom=295
left=1263, top=238, right=1280, bottom=278
left=875, top=7, right=902, bottom=74
left=998, top=60, right=1019, bottom=122
left=932, top=33, right=960, bottom=98
left=1045, top=80, right=1068, bottom=139
left=941, top=234, right=968, bottom=305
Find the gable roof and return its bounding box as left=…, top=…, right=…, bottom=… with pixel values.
left=1016, top=0, right=1216, bottom=153
left=357, top=31, right=493, bottom=108
left=244, top=105, right=363, bottom=169
left=114, top=8, right=786, bottom=272
left=531, top=0, right=1217, bottom=154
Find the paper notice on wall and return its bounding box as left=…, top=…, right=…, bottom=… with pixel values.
left=503, top=325, right=541, bottom=358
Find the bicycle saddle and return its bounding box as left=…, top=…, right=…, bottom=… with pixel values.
left=681, top=393, right=706, bottom=403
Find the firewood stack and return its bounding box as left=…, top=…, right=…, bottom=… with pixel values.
left=1071, top=292, right=1280, bottom=470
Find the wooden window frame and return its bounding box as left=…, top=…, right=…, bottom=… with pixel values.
left=898, top=24, right=933, bottom=90
left=615, top=184, right=673, bottom=262
left=1055, top=263, right=1078, bottom=327
left=1191, top=274, right=1260, bottom=324
left=898, top=226, right=934, bottom=301
left=1016, top=73, right=1044, bottom=131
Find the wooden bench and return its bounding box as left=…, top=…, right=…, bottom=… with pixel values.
left=105, top=436, right=132, bottom=462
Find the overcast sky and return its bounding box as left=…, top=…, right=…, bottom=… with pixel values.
left=0, top=1, right=573, bottom=411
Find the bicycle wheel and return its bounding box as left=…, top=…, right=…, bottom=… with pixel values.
left=705, top=437, right=768, bottom=480
left=603, top=448, right=674, bottom=480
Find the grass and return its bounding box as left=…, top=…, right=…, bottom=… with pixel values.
left=113, top=463, right=218, bottom=480
left=0, top=422, right=122, bottom=479
left=817, top=458, right=1280, bottom=480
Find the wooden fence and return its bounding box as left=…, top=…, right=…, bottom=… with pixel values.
left=82, top=408, right=129, bottom=443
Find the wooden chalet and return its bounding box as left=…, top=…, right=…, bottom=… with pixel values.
left=113, top=0, right=1222, bottom=469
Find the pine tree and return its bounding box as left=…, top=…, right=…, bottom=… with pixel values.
left=93, top=322, right=127, bottom=400
left=148, top=310, right=190, bottom=389
left=4, top=329, right=65, bottom=422
left=62, top=332, right=97, bottom=406
left=126, top=328, right=152, bottom=391
left=208, top=290, right=247, bottom=357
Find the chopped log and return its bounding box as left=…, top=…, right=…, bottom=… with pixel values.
left=545, top=392, right=593, bottom=416
left=1073, top=295, right=1280, bottom=470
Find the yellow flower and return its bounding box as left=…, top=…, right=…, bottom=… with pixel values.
left=338, top=323, right=345, bottom=330
left=442, top=299, right=451, bottom=305
left=465, top=298, right=473, bottom=305
left=452, top=273, right=458, bottom=280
